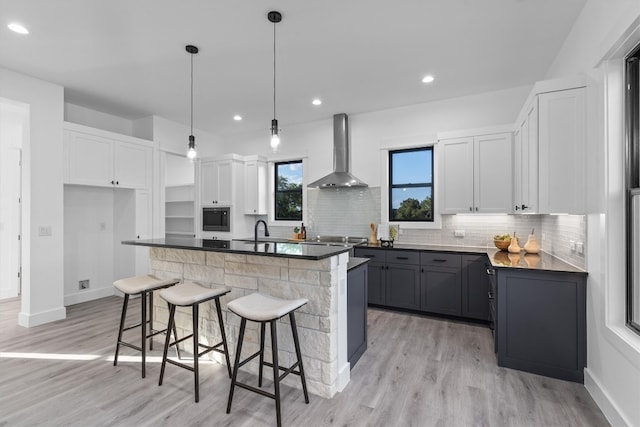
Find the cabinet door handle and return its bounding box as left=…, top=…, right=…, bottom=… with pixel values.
left=116, top=181, right=119, bottom=185
left=363, top=254, right=375, bottom=258
left=515, top=205, right=520, bottom=211
left=475, top=207, right=478, bottom=211
left=487, top=292, right=494, bottom=300
left=395, top=256, right=409, bottom=260
left=111, top=180, right=115, bottom=185
left=486, top=268, right=495, bottom=275
left=433, top=259, right=447, bottom=263
left=137, top=235, right=140, bottom=239
left=521, top=204, right=529, bottom=210
left=469, top=206, right=473, bottom=211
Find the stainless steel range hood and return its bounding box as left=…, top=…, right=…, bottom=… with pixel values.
left=308, top=113, right=368, bottom=188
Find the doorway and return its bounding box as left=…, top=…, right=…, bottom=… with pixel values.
left=0, top=99, right=27, bottom=300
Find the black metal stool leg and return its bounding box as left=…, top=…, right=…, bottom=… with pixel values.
left=141, top=291, right=147, bottom=378
left=148, top=291, right=154, bottom=351
left=271, top=320, right=282, bottom=427
left=114, top=294, right=129, bottom=366
left=159, top=304, right=176, bottom=386
left=193, top=304, right=200, bottom=403
left=226, top=317, right=246, bottom=413
left=168, top=302, right=181, bottom=360
left=258, top=322, right=266, bottom=387
left=214, top=297, right=232, bottom=378
left=290, top=312, right=309, bottom=403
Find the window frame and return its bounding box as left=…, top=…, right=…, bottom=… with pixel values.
left=388, top=146, right=435, bottom=223
left=625, top=43, right=640, bottom=335
left=271, top=159, right=305, bottom=225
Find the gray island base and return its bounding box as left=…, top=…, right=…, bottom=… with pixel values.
left=124, top=238, right=350, bottom=399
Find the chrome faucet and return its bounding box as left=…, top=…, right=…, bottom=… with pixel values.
left=254, top=219, right=270, bottom=242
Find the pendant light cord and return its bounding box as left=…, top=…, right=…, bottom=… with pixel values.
left=272, top=21, right=277, bottom=121
left=190, top=52, right=194, bottom=136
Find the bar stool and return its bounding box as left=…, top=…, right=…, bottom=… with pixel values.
left=113, top=275, right=180, bottom=378
left=226, top=293, right=310, bottom=427
left=158, top=281, right=232, bottom=403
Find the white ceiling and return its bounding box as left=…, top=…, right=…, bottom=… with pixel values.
left=0, top=0, right=586, bottom=137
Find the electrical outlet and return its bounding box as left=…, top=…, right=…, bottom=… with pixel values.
left=576, top=241, right=584, bottom=254
left=79, top=279, right=90, bottom=290
left=570, top=240, right=576, bottom=252
left=38, top=226, right=52, bottom=236
left=454, top=230, right=465, bottom=237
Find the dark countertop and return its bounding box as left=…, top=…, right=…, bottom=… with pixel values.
left=486, top=248, right=586, bottom=274
left=355, top=242, right=586, bottom=274
left=347, top=257, right=370, bottom=271
left=357, top=242, right=491, bottom=255
left=123, top=237, right=350, bottom=261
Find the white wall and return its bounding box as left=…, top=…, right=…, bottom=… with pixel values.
left=226, top=85, right=530, bottom=188
left=63, top=186, right=116, bottom=305
left=165, top=153, right=194, bottom=186
left=152, top=115, right=224, bottom=157
left=65, top=103, right=134, bottom=136
left=0, top=100, right=26, bottom=299
left=545, top=1, right=640, bottom=426
left=0, top=67, right=66, bottom=326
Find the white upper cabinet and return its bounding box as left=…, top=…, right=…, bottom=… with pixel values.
left=513, top=99, right=539, bottom=213
left=439, top=131, right=512, bottom=214
left=200, top=158, right=237, bottom=206
left=474, top=133, right=513, bottom=213
left=440, top=137, right=474, bottom=214
left=538, top=87, right=586, bottom=214
left=64, top=123, right=152, bottom=189
left=512, top=76, right=586, bottom=214
left=244, top=158, right=268, bottom=215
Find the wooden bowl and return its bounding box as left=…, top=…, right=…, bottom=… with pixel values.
left=494, top=239, right=511, bottom=251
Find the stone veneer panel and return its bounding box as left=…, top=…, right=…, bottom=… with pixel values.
left=150, top=249, right=348, bottom=399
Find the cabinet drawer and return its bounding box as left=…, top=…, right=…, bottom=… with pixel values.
left=353, top=248, right=386, bottom=263
left=420, top=252, right=462, bottom=268
left=386, top=250, right=420, bottom=265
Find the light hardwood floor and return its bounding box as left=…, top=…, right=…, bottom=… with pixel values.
left=0, top=296, right=609, bottom=426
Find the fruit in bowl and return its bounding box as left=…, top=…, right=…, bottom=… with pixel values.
left=493, top=234, right=512, bottom=251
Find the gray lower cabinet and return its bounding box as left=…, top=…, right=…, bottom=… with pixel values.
left=420, top=252, right=462, bottom=316
left=347, top=262, right=368, bottom=368
left=461, top=254, right=491, bottom=320
left=355, top=247, right=490, bottom=321
left=355, top=248, right=420, bottom=310
left=496, top=268, right=586, bottom=382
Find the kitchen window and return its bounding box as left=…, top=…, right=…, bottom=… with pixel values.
left=388, top=147, right=434, bottom=222
left=626, top=43, right=640, bottom=334
left=275, top=160, right=303, bottom=221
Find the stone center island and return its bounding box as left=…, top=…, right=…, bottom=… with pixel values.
left=123, top=237, right=351, bottom=398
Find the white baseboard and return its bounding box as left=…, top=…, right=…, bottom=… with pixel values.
left=336, top=362, right=350, bottom=393
left=584, top=368, right=631, bottom=427
left=18, top=306, right=67, bottom=327
left=64, top=287, right=115, bottom=306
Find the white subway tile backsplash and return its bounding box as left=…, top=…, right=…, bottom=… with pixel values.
left=268, top=186, right=586, bottom=269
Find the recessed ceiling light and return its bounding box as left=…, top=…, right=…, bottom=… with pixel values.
left=8, top=22, right=29, bottom=35
left=312, top=98, right=322, bottom=106
left=421, top=75, right=435, bottom=84
left=233, top=115, right=242, bottom=121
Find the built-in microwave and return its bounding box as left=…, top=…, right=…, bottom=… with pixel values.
left=202, top=207, right=230, bottom=232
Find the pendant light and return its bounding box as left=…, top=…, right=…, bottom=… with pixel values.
left=186, top=44, right=198, bottom=160
left=268, top=11, right=282, bottom=152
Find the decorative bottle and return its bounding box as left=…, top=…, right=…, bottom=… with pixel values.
left=300, top=223, right=307, bottom=240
